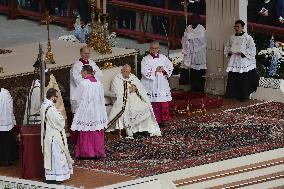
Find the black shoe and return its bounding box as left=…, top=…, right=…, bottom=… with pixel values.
left=93, top=156, right=102, bottom=160
left=76, top=157, right=90, bottom=160
left=133, top=132, right=143, bottom=139
left=45, top=180, right=62, bottom=184
left=4, top=161, right=12, bottom=166
left=238, top=98, right=248, bottom=102
left=141, top=131, right=150, bottom=137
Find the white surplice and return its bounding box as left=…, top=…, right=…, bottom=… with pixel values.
left=224, top=33, right=256, bottom=73
left=107, top=73, right=161, bottom=137
left=141, top=54, right=173, bottom=102
left=71, top=79, right=108, bottom=131
left=40, top=99, right=73, bottom=181
left=182, top=24, right=207, bottom=70
left=23, top=79, right=41, bottom=125
left=0, top=88, right=16, bottom=131
left=70, top=59, right=102, bottom=112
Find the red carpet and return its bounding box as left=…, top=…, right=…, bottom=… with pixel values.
left=73, top=102, right=284, bottom=177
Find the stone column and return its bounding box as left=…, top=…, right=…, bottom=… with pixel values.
left=205, top=0, right=248, bottom=95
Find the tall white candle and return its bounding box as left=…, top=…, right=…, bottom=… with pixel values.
left=103, top=0, right=107, bottom=14
left=97, top=0, right=101, bottom=9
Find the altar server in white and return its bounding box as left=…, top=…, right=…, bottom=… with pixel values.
left=23, top=75, right=41, bottom=124
left=107, top=64, right=161, bottom=138
left=0, top=88, right=18, bottom=166
left=141, top=41, right=173, bottom=127
left=40, top=88, right=73, bottom=183
left=71, top=65, right=107, bottom=159
left=24, top=71, right=67, bottom=126
left=224, top=20, right=259, bottom=101
left=182, top=14, right=207, bottom=92
left=70, top=46, right=102, bottom=113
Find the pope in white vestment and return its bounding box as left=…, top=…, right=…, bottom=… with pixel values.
left=0, top=88, right=18, bottom=166
left=71, top=65, right=107, bottom=158
left=182, top=17, right=207, bottom=92
left=40, top=88, right=73, bottom=182
left=70, top=46, right=102, bottom=113
left=141, top=41, right=173, bottom=127
left=107, top=65, right=161, bottom=138
left=224, top=20, right=259, bottom=101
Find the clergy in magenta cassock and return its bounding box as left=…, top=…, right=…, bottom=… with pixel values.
left=107, top=64, right=161, bottom=138
left=71, top=65, right=108, bottom=159
left=40, top=88, right=73, bottom=183
left=70, top=46, right=102, bottom=113
left=141, top=41, right=173, bottom=127
left=0, top=88, right=18, bottom=166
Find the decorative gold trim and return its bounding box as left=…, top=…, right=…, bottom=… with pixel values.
left=105, top=81, right=128, bottom=131
left=0, top=51, right=138, bottom=79
left=175, top=160, right=284, bottom=187
left=102, top=62, right=116, bottom=70
left=221, top=173, right=284, bottom=189
left=172, top=99, right=206, bottom=117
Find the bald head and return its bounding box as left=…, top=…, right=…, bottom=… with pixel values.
left=80, top=46, right=90, bottom=60
left=150, top=41, right=160, bottom=55
left=121, top=64, right=131, bottom=79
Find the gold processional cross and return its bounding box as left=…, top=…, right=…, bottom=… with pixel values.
left=42, top=12, right=56, bottom=64
left=181, top=0, right=190, bottom=26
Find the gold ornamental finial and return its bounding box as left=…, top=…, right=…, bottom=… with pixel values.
left=42, top=11, right=56, bottom=64
left=0, top=65, right=4, bottom=74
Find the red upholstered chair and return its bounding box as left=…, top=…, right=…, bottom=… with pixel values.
left=171, top=91, right=207, bottom=100
left=190, top=97, right=224, bottom=110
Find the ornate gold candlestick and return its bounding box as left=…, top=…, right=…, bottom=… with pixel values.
left=88, top=0, right=100, bottom=51
left=101, top=14, right=112, bottom=54
left=42, top=12, right=55, bottom=64
left=88, top=0, right=112, bottom=54
left=96, top=10, right=104, bottom=53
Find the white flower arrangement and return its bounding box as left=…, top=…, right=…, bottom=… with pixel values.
left=258, top=46, right=284, bottom=63
left=257, top=37, right=284, bottom=78
left=107, top=32, right=118, bottom=47
left=169, top=51, right=183, bottom=65
left=58, top=35, right=79, bottom=43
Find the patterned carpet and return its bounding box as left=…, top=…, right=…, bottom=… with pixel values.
left=74, top=102, right=284, bottom=177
